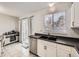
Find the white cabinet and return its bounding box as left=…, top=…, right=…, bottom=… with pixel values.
left=57, top=44, right=71, bottom=57
left=71, top=3, right=75, bottom=27
left=0, top=42, right=1, bottom=57
left=37, top=39, right=56, bottom=57
left=56, top=44, right=79, bottom=57
left=74, top=3, right=79, bottom=27
left=46, top=46, right=56, bottom=57
left=37, top=39, right=79, bottom=57
left=71, top=47, right=79, bottom=57
left=46, top=42, right=56, bottom=57
left=71, top=3, right=79, bottom=28
left=37, top=39, right=46, bottom=57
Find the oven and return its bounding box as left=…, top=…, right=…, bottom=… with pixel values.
left=4, top=35, right=19, bottom=45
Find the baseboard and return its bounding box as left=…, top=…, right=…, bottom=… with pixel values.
left=30, top=51, right=39, bottom=57
left=4, top=41, right=19, bottom=47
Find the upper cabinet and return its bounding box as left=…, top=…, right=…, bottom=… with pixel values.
left=71, top=3, right=79, bottom=28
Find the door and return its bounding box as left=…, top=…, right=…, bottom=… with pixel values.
left=0, top=42, right=1, bottom=56
left=37, top=39, right=46, bottom=57
left=46, top=46, right=56, bottom=57
left=46, top=42, right=56, bottom=57
left=71, top=47, right=79, bottom=57
left=74, top=3, right=79, bottom=27
left=20, top=18, right=30, bottom=56
left=57, top=44, right=71, bottom=57
left=71, top=3, right=75, bottom=27
left=21, top=18, right=30, bottom=47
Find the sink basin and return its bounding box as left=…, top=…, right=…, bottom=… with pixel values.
left=40, top=35, right=48, bottom=39
left=39, top=35, right=57, bottom=41
left=48, top=36, right=56, bottom=40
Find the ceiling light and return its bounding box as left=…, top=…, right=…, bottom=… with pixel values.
left=48, top=3, right=55, bottom=7
left=0, top=5, right=5, bottom=12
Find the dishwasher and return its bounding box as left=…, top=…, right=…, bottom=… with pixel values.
left=30, top=37, right=37, bottom=55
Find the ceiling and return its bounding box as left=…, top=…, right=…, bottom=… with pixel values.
left=0, top=2, right=49, bottom=17
left=0, top=2, right=72, bottom=17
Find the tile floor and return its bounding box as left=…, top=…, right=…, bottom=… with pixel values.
left=1, top=42, right=36, bottom=57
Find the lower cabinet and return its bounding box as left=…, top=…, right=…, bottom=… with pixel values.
left=46, top=44, right=56, bottom=57
left=37, top=39, right=79, bottom=57
left=37, top=39, right=56, bottom=57
left=71, top=47, right=79, bottom=57
left=0, top=42, right=1, bottom=57
left=37, top=39, right=46, bottom=57
left=46, top=41, right=56, bottom=57
left=56, top=44, right=71, bottom=57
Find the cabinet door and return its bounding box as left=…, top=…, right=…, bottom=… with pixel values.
left=71, top=3, right=75, bottom=27
left=37, top=39, right=57, bottom=57
left=57, top=44, right=71, bottom=57
left=71, top=47, right=79, bottom=57
left=46, top=42, right=56, bottom=57
left=37, top=39, right=46, bottom=57
left=0, top=42, right=1, bottom=56
left=74, top=3, right=79, bottom=27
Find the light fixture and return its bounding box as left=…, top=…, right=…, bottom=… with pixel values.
left=48, top=2, right=56, bottom=12
left=48, top=2, right=55, bottom=7
left=0, top=5, right=5, bottom=12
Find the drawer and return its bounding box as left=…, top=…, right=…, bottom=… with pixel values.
left=57, top=44, right=71, bottom=52
left=38, top=39, right=56, bottom=48
left=37, top=39, right=47, bottom=45
left=46, top=41, right=56, bottom=48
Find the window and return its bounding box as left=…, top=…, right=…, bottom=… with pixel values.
left=44, top=12, right=66, bottom=34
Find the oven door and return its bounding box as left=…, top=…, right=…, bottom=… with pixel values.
left=10, top=35, right=16, bottom=42
left=4, top=36, right=10, bottom=45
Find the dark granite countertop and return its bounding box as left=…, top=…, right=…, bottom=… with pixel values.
left=29, top=35, right=75, bottom=47
left=35, top=33, right=79, bottom=40
left=29, top=35, right=41, bottom=39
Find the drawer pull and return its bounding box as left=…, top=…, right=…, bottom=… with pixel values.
left=69, top=54, right=71, bottom=57
left=44, top=46, right=47, bottom=50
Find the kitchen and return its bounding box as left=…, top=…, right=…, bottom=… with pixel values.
left=0, top=2, right=79, bottom=57
left=29, top=2, right=79, bottom=57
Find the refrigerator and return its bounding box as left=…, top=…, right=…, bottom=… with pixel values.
left=20, top=18, right=30, bottom=57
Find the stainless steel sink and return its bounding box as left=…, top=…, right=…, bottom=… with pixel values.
left=39, top=35, right=57, bottom=41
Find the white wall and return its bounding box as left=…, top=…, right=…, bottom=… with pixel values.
left=22, top=8, right=49, bottom=35
left=0, top=14, right=19, bottom=35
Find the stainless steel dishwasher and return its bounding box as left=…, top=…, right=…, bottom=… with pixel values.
left=30, top=36, right=38, bottom=55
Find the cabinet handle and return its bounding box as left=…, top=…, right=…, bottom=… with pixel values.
left=69, top=54, right=71, bottom=57
left=44, top=46, right=47, bottom=50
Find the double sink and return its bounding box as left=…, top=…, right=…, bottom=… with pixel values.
left=39, top=35, right=57, bottom=41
